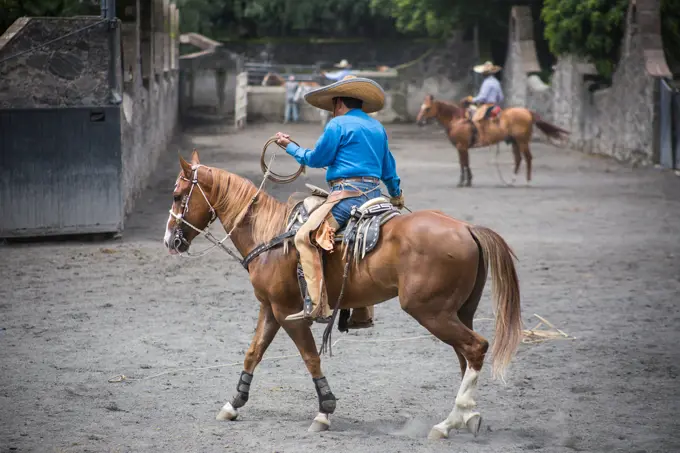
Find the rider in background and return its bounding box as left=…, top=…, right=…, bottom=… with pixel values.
left=465, top=61, right=504, bottom=121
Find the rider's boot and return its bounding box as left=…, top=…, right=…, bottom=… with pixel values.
left=287, top=235, right=333, bottom=323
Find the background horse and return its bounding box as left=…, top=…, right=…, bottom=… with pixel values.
left=163, top=150, right=523, bottom=440
left=261, top=71, right=321, bottom=90
left=416, top=94, right=570, bottom=187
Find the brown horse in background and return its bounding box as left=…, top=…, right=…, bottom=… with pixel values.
left=416, top=95, right=570, bottom=187
left=163, top=150, right=523, bottom=439
left=261, top=71, right=321, bottom=89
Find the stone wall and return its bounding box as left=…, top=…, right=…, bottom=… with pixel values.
left=502, top=2, right=671, bottom=165
left=0, top=17, right=112, bottom=107
left=397, top=32, right=478, bottom=120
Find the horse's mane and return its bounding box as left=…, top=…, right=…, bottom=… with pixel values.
left=435, top=100, right=465, bottom=119
left=210, top=168, right=289, bottom=245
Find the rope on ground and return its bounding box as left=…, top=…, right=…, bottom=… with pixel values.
left=522, top=313, right=574, bottom=344
left=106, top=315, right=571, bottom=384
left=491, top=143, right=515, bottom=187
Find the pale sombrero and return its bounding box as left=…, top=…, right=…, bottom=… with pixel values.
left=473, top=61, right=502, bottom=74
left=304, top=76, right=385, bottom=114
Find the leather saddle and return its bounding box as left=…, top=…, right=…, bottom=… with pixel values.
left=285, top=184, right=401, bottom=261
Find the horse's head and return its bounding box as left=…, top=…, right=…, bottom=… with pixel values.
left=163, top=150, right=216, bottom=255
left=416, top=94, right=438, bottom=127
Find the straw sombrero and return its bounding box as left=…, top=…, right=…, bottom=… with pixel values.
left=473, top=61, right=502, bottom=74
left=304, top=77, right=385, bottom=114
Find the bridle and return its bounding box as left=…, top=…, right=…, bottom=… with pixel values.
left=168, top=164, right=241, bottom=260
left=168, top=152, right=277, bottom=261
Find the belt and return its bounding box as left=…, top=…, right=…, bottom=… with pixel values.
left=327, top=176, right=380, bottom=186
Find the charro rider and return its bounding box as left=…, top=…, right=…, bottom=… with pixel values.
left=275, top=76, right=404, bottom=323
left=464, top=61, right=504, bottom=123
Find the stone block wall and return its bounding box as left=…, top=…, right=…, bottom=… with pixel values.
left=397, top=32, right=477, bottom=120
left=0, top=17, right=111, bottom=108
left=503, top=2, right=671, bottom=165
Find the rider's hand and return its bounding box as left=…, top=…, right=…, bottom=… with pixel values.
left=390, top=192, right=405, bottom=209
left=275, top=132, right=291, bottom=147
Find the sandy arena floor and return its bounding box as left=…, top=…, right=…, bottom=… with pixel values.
left=1, top=122, right=680, bottom=453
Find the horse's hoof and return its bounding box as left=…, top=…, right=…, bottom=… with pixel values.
left=308, top=413, right=330, bottom=432
left=465, top=414, right=482, bottom=437
left=216, top=402, right=238, bottom=421
left=428, top=427, right=448, bottom=440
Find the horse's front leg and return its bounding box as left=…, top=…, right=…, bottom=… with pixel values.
left=277, top=307, right=337, bottom=432
left=216, top=302, right=280, bottom=421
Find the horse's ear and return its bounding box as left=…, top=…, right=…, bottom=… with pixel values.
left=179, top=153, right=192, bottom=176
left=190, top=148, right=200, bottom=165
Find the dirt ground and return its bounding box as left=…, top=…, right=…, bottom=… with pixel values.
left=2, top=122, right=680, bottom=453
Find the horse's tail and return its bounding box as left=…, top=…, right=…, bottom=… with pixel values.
left=468, top=225, right=522, bottom=381
left=531, top=111, right=570, bottom=141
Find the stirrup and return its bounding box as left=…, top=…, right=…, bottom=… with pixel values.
left=285, top=296, right=332, bottom=323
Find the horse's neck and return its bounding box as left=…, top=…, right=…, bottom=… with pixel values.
left=436, top=102, right=463, bottom=128
left=226, top=219, right=258, bottom=259
left=208, top=171, right=287, bottom=258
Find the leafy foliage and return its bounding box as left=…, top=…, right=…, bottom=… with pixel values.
left=660, top=0, right=680, bottom=73
left=540, top=0, right=628, bottom=78
left=369, top=0, right=513, bottom=39
left=0, top=0, right=98, bottom=34
left=175, top=0, right=408, bottom=39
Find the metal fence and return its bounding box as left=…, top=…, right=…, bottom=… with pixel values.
left=0, top=107, right=123, bottom=238
left=243, top=61, right=322, bottom=86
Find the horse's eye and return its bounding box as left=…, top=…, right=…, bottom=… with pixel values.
left=173, top=194, right=182, bottom=203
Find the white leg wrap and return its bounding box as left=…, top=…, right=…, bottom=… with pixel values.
left=216, top=402, right=239, bottom=421
left=430, top=363, right=482, bottom=438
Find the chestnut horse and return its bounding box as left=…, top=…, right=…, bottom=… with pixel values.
left=416, top=95, right=570, bottom=187
left=163, top=150, right=523, bottom=440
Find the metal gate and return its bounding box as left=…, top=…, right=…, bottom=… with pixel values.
left=235, top=71, right=248, bottom=129
left=0, top=107, right=123, bottom=238
left=659, top=79, right=674, bottom=169
left=658, top=79, right=680, bottom=170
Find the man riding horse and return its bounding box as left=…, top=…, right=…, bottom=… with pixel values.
left=463, top=61, right=504, bottom=124
left=274, top=77, right=405, bottom=323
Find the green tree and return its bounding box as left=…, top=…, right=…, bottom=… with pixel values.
left=0, top=0, right=96, bottom=34
left=660, top=0, right=680, bottom=73
left=540, top=0, right=628, bottom=79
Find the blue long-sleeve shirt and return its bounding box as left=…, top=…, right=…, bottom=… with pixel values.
left=285, top=109, right=402, bottom=197
left=472, top=75, right=504, bottom=104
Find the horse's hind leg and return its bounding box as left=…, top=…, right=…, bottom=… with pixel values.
left=217, top=302, right=281, bottom=421
left=410, top=307, right=488, bottom=440
left=521, top=141, right=533, bottom=184
left=457, top=147, right=472, bottom=187
left=510, top=139, right=522, bottom=184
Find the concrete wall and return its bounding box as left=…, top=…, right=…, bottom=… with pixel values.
left=246, top=86, right=324, bottom=123
left=191, top=69, right=238, bottom=110
left=503, top=2, right=671, bottom=166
